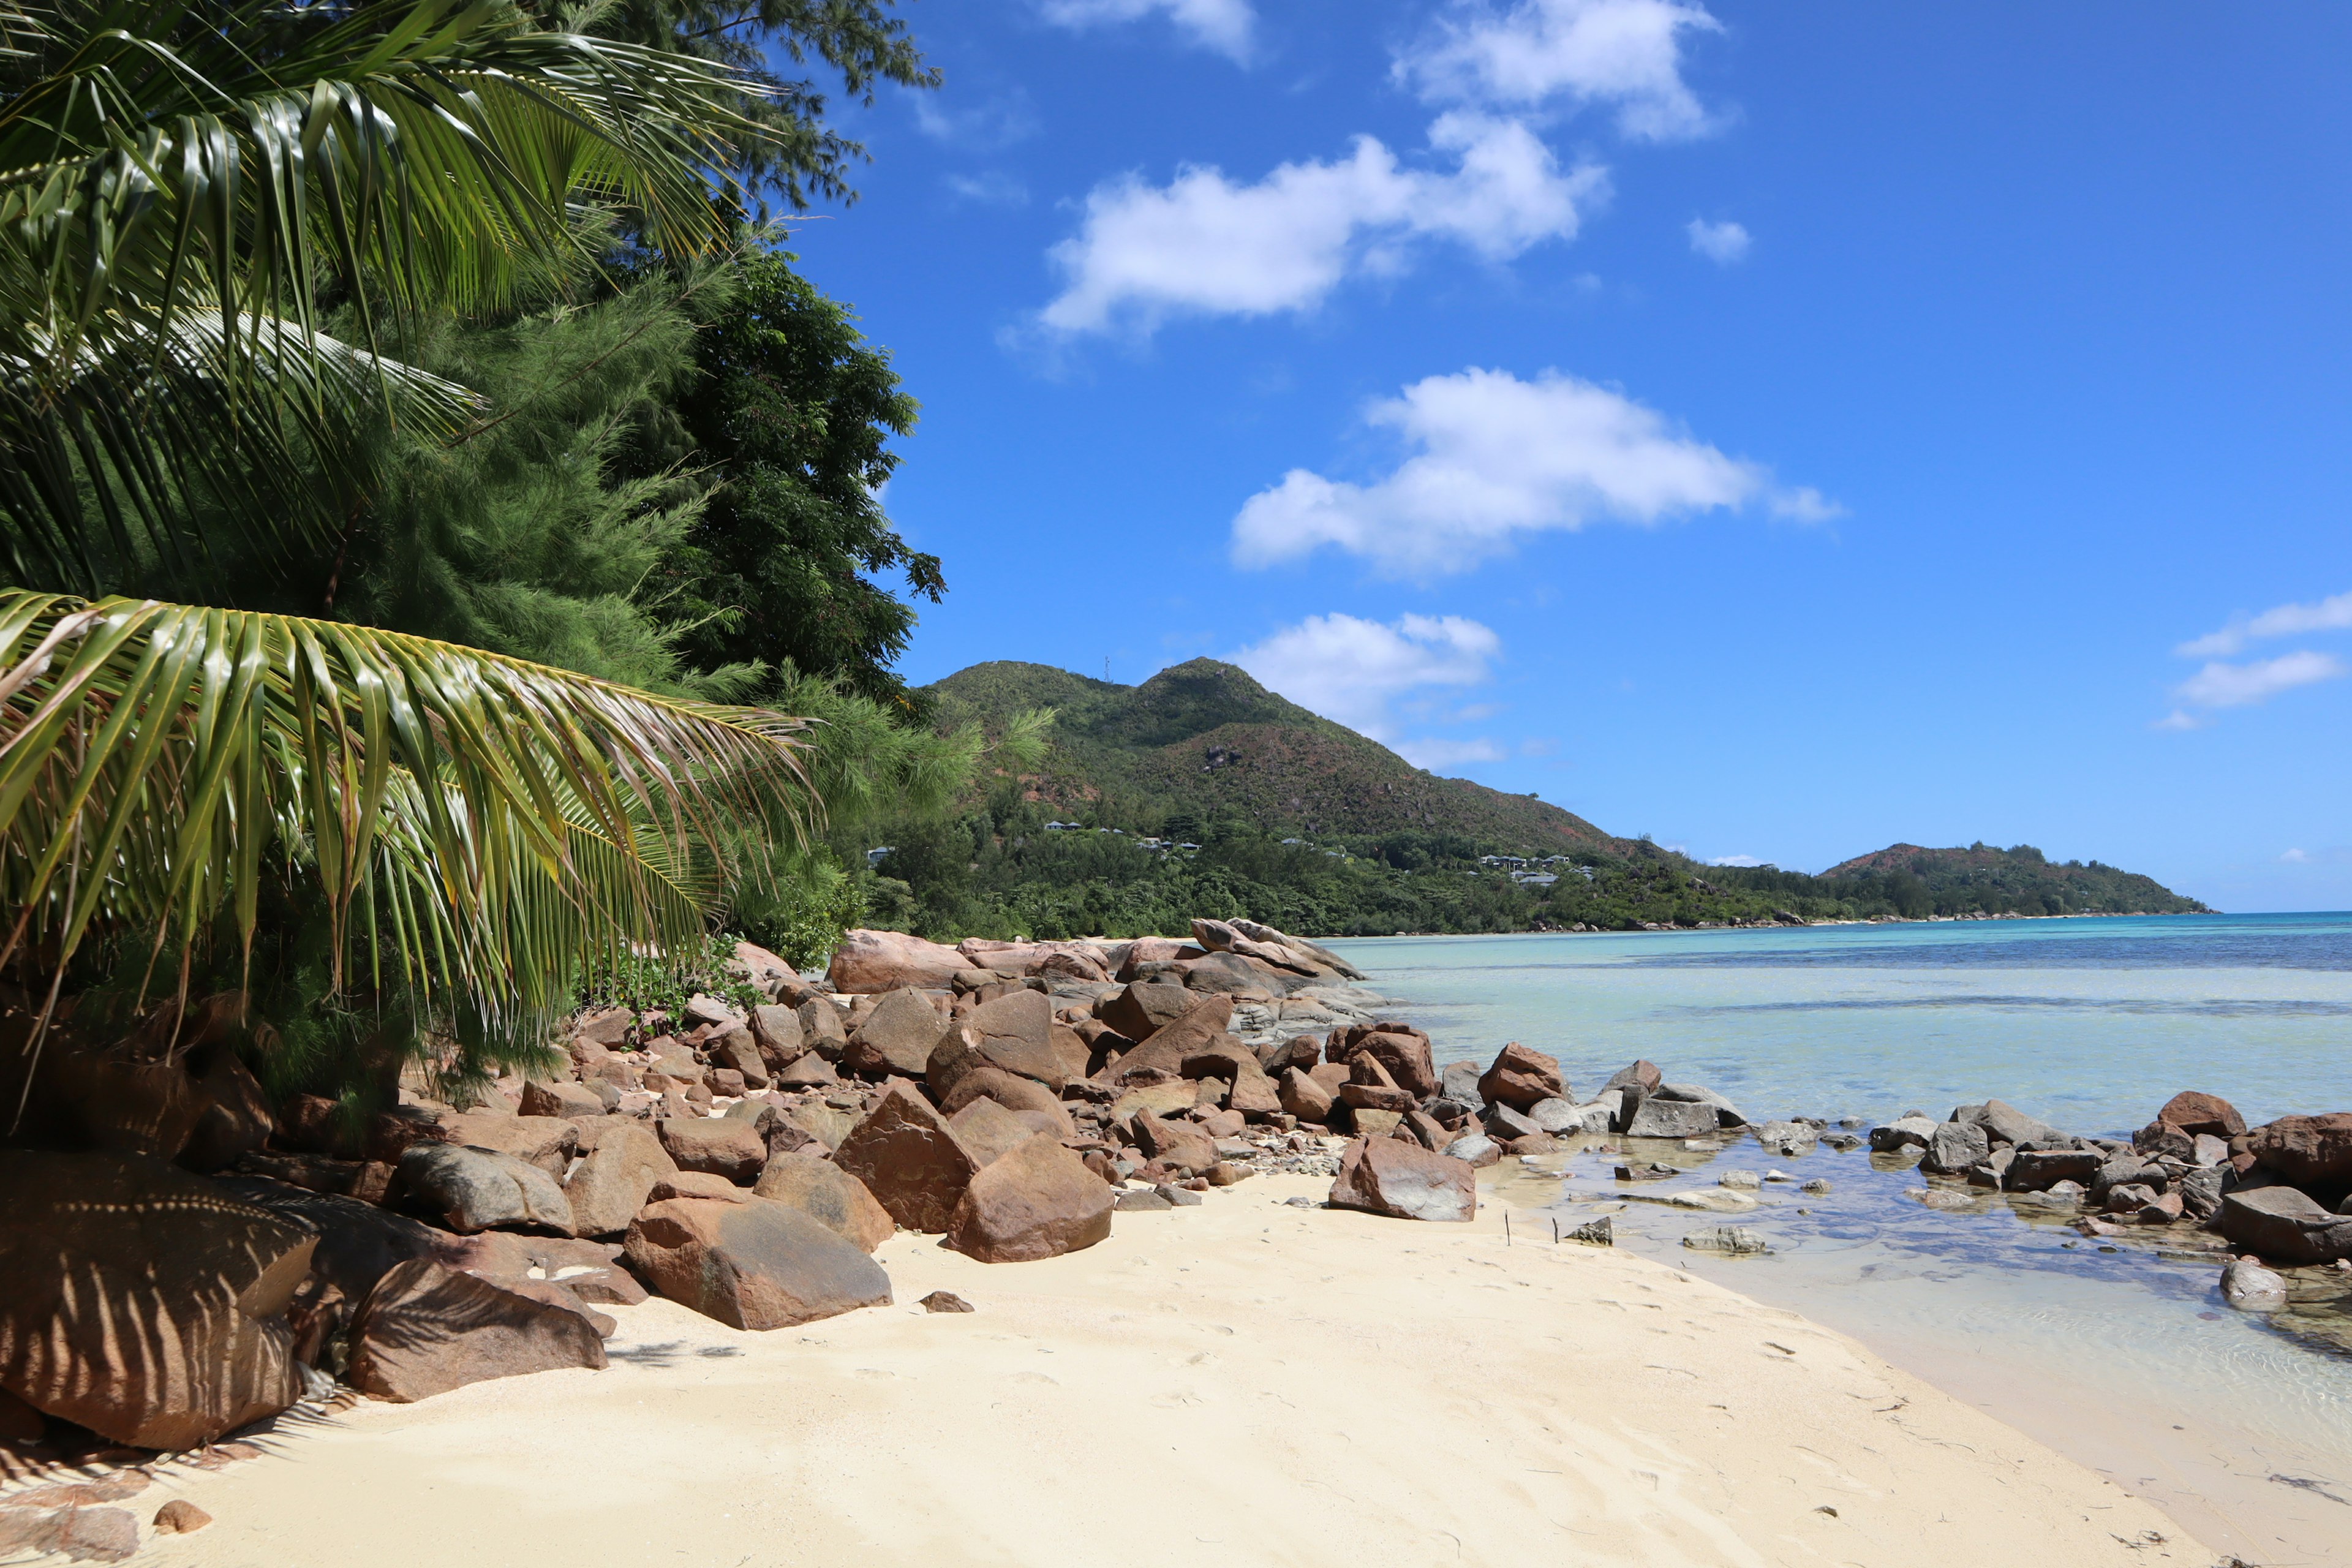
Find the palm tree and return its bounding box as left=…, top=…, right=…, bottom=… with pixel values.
left=0, top=0, right=823, bottom=1085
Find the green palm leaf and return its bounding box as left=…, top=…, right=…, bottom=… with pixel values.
left=0, top=0, right=764, bottom=588
left=0, top=589, right=814, bottom=1036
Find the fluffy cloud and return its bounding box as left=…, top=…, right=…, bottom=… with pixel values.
left=1231, top=367, right=1826, bottom=576
left=2178, top=590, right=2352, bottom=658
left=1399, top=0, right=1722, bottom=141
left=1037, top=116, right=1602, bottom=336
left=2173, top=651, right=2347, bottom=711
left=1229, top=612, right=1506, bottom=767
left=1687, top=216, right=1749, bottom=263
left=1038, top=0, right=1255, bottom=61
left=1709, top=854, right=1766, bottom=867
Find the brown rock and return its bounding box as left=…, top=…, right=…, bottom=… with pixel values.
left=655, top=1118, right=768, bottom=1183
left=730, top=940, right=802, bottom=1002
left=1110, top=1078, right=1198, bottom=1122
left=750, top=1003, right=807, bottom=1068
left=0, top=1506, right=141, bottom=1562
left=709, top=1027, right=772, bottom=1091
left=2132, top=1120, right=2196, bottom=1161
left=399, top=1143, right=576, bottom=1235
left=179, top=1047, right=275, bottom=1173
left=623, top=1197, right=892, bottom=1329
left=1097, top=981, right=1197, bottom=1044
left=940, top=1066, right=1076, bottom=1134
left=831, top=1086, right=982, bottom=1233
left=561, top=1124, right=677, bottom=1237
left=441, top=1112, right=579, bottom=1175
left=1097, top=994, right=1237, bottom=1080
left=796, top=998, right=850, bottom=1058
left=2156, top=1091, right=2247, bottom=1139
left=946, top=1134, right=1115, bottom=1263
left=1349, top=1107, right=1405, bottom=1140
left=1477, top=1042, right=1565, bottom=1110
left=926, top=990, right=1066, bottom=1099
left=1130, top=1115, right=1218, bottom=1177
left=842, top=987, right=951, bottom=1080
left=1338, top=1082, right=1416, bottom=1114
left=948, top=1096, right=1048, bottom=1166
left=1336, top=1028, right=1439, bottom=1098
left=774, top=1052, right=840, bottom=1090
left=0, top=1152, right=314, bottom=1449
left=920, top=1291, right=974, bottom=1313
left=519, top=1080, right=604, bottom=1120
left=648, top=1171, right=749, bottom=1203
left=827, top=929, right=970, bottom=993
left=1329, top=1137, right=1477, bottom=1222
left=2249, top=1113, right=2352, bottom=1185
left=153, top=1500, right=213, bottom=1534
left=429, top=1232, right=649, bottom=1306
left=347, top=1259, right=607, bottom=1401
left=1279, top=1067, right=1335, bottom=1125
left=1603, top=1060, right=1664, bottom=1096
left=2217, top=1185, right=2352, bottom=1263
left=753, top=1153, right=894, bottom=1252
left=573, top=1007, right=636, bottom=1048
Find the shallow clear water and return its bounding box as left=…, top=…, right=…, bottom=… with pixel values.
left=1329, top=915, right=2352, bottom=1563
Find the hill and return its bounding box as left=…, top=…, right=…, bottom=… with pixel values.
left=843, top=658, right=2211, bottom=940
left=1817, top=842, right=2208, bottom=916
left=927, top=658, right=1617, bottom=852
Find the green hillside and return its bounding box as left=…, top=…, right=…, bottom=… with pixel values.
left=837, top=658, right=2211, bottom=940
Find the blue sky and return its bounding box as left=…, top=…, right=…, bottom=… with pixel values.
left=780, top=1, right=2352, bottom=912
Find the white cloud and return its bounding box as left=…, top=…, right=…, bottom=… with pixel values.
left=2173, top=650, right=2348, bottom=710
left=1229, top=612, right=1506, bottom=767
left=1036, top=116, right=1604, bottom=336
left=1400, top=0, right=1722, bottom=141
left=1231, top=367, right=1827, bottom=576
left=1708, top=854, right=1765, bottom=867
left=914, top=91, right=1039, bottom=152
left=1038, top=0, right=1255, bottom=61
left=1687, top=216, right=1749, bottom=263
left=2282, top=848, right=2312, bottom=864
left=2179, top=590, right=2352, bottom=658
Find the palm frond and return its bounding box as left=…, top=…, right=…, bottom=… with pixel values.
left=0, top=589, right=814, bottom=1030
left=0, top=0, right=765, bottom=586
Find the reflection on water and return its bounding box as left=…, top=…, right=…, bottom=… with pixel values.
left=1330, top=916, right=2352, bottom=1562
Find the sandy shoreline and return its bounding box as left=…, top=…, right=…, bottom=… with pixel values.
left=123, top=1172, right=2204, bottom=1568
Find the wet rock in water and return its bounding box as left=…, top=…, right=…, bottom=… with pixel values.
left=2215, top=1186, right=2352, bottom=1264
left=2248, top=1113, right=2352, bottom=1186
left=946, top=1134, right=1115, bottom=1264
left=1525, top=1098, right=1583, bottom=1136
left=1682, top=1225, right=1769, bottom=1256
left=921, top=1291, right=975, bottom=1314
left=1717, top=1169, right=1762, bottom=1190
left=624, top=1197, right=893, bottom=1329
left=401, top=1142, right=575, bottom=1235
left=1920, top=1120, right=1990, bottom=1176
left=2157, top=1091, right=2247, bottom=1140
left=1909, top=1187, right=1975, bottom=1212
left=1655, top=1084, right=1751, bottom=1129
left=1670, top=1188, right=1757, bottom=1212
left=1477, top=1042, right=1564, bottom=1109
left=2133, top=1120, right=2195, bottom=1162
left=2004, top=1147, right=2103, bottom=1192
left=2177, top=1166, right=2226, bottom=1223
left=1966, top=1146, right=2016, bottom=1189
left=1329, top=1137, right=1477, bottom=1223
left=1965, top=1099, right=2067, bottom=1148
left=1564, top=1216, right=1613, bottom=1246
left=1615, top=1162, right=1677, bottom=1182
left=346, top=1259, right=608, bottom=1400
left=1820, top=1133, right=1865, bottom=1153
left=1867, top=1117, right=1936, bottom=1154
left=1484, top=1102, right=1544, bottom=1142
left=1624, top=1098, right=1716, bottom=1140
left=2135, top=1190, right=2185, bottom=1225
left=1756, top=1120, right=1822, bottom=1155
left=153, top=1500, right=213, bottom=1535
left=2219, top=1257, right=2289, bottom=1311
left=1800, top=1178, right=1832, bottom=1194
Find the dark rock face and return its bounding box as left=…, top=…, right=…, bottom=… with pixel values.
left=1603, top=1060, right=1663, bottom=1096
left=2005, top=1148, right=2104, bottom=1191
left=345, top=1259, right=608, bottom=1401
left=946, top=1134, right=1115, bottom=1263
left=1477, top=1042, right=1564, bottom=1110
left=1975, top=1100, right=2066, bottom=1148
left=1438, top=1060, right=1484, bottom=1106
left=432, top=1232, right=649, bottom=1305
left=623, top=1197, right=893, bottom=1330
left=1681, top=1226, right=1769, bottom=1256
left=211, top=1177, right=445, bottom=1303
left=2216, top=1186, right=2352, bottom=1264
left=2132, top=1121, right=2195, bottom=1161
left=752, top=1153, right=895, bottom=1253
left=1097, top=982, right=1196, bottom=1045
left=0, top=1152, right=315, bottom=1449
left=1868, top=1117, right=1936, bottom=1153
left=2248, top=1113, right=2352, bottom=1186
left=1623, top=1098, right=1716, bottom=1140
left=399, top=1143, right=575, bottom=1234
left=1099, top=995, right=1237, bottom=1080
left=1327, top=1137, right=1476, bottom=1223
left=831, top=1087, right=982, bottom=1233
left=2156, top=1091, right=2247, bottom=1139
left=1654, top=1084, right=1750, bottom=1129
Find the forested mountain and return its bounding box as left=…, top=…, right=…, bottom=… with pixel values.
left=840, top=660, right=2212, bottom=940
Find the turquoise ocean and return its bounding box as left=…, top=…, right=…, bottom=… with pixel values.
left=1330, top=914, right=2352, bottom=1562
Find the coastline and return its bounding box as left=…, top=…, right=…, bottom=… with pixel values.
left=129, top=1173, right=2202, bottom=1568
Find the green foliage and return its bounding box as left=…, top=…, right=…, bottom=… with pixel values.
left=579, top=930, right=765, bottom=1019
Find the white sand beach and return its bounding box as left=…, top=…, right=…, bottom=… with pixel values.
left=129, top=1174, right=2204, bottom=1568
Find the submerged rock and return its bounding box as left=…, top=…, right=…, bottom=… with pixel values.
left=1681, top=1224, right=1770, bottom=1256
left=2219, top=1257, right=2289, bottom=1311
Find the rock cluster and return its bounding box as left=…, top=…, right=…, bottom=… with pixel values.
left=1870, top=1089, right=2352, bottom=1284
